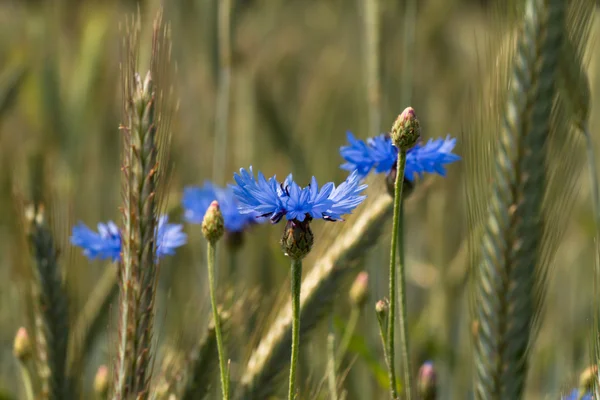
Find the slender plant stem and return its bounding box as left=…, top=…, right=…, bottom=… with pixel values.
left=336, top=306, right=360, bottom=368
left=288, top=259, right=303, bottom=400
left=388, top=149, right=410, bottom=400
left=207, top=240, right=229, bottom=399
left=18, top=362, right=34, bottom=400
left=327, top=330, right=338, bottom=400
left=396, top=199, right=413, bottom=399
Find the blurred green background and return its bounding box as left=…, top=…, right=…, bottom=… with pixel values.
left=0, top=0, right=599, bottom=398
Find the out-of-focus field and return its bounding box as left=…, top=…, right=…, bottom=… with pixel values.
left=0, top=0, right=599, bottom=398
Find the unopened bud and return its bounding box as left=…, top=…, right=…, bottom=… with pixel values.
left=280, top=219, right=314, bottom=260
left=417, top=361, right=437, bottom=400
left=375, top=299, right=389, bottom=322
left=349, top=271, right=369, bottom=308
left=13, top=327, right=32, bottom=361
left=94, top=365, right=109, bottom=396
left=579, top=365, right=597, bottom=391
left=202, top=201, right=225, bottom=243
left=391, top=107, right=421, bottom=150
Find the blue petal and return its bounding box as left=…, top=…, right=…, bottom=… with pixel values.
left=324, top=170, right=368, bottom=221
left=232, top=167, right=286, bottom=223
left=156, top=215, right=187, bottom=258
left=339, top=131, right=377, bottom=177
left=71, top=221, right=121, bottom=262
left=404, top=135, right=461, bottom=181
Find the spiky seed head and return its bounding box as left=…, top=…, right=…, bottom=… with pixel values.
left=417, top=361, right=437, bottom=400
left=390, top=107, right=421, bottom=150
left=133, top=71, right=154, bottom=116
left=349, top=271, right=369, bottom=308
left=202, top=200, right=225, bottom=243
left=94, top=365, right=109, bottom=396
left=13, top=327, right=31, bottom=361
left=280, top=219, right=314, bottom=260
left=385, top=167, right=415, bottom=198
left=579, top=365, right=597, bottom=391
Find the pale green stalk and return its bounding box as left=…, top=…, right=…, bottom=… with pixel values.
left=207, top=240, right=229, bottom=399
left=18, top=363, right=35, bottom=400
left=336, top=307, right=360, bottom=369
left=396, top=200, right=412, bottom=399
left=327, top=331, right=338, bottom=400
left=288, top=259, right=303, bottom=400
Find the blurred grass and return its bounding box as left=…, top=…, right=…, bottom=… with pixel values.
left=0, top=0, right=598, bottom=399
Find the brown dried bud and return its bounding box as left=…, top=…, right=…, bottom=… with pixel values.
left=417, top=361, right=437, bottom=400
left=391, top=107, right=421, bottom=150
left=349, top=271, right=369, bottom=308
left=202, top=200, right=225, bottom=243
left=280, top=219, right=314, bottom=260
left=13, top=327, right=32, bottom=361
left=94, top=365, right=109, bottom=396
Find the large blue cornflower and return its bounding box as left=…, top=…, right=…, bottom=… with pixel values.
left=231, top=167, right=367, bottom=224
left=71, top=215, right=187, bottom=261
left=340, top=131, right=460, bottom=181
left=182, top=182, right=262, bottom=232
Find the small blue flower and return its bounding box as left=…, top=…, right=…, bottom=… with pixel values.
left=563, top=389, right=593, bottom=400
left=71, top=215, right=186, bottom=261
left=231, top=167, right=367, bottom=223
left=340, top=131, right=460, bottom=181
left=182, top=182, right=261, bottom=232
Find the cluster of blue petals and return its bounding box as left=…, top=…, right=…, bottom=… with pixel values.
left=71, top=215, right=187, bottom=261
left=231, top=167, right=367, bottom=224
left=563, top=389, right=593, bottom=400
left=182, top=182, right=262, bottom=232
left=340, top=132, right=460, bottom=181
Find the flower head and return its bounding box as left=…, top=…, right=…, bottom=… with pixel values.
left=563, top=389, right=593, bottom=400
left=340, top=132, right=460, bottom=182
left=231, top=167, right=367, bottom=224
left=71, top=216, right=186, bottom=261
left=182, top=182, right=261, bottom=232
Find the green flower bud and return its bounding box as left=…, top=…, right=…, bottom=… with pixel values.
left=280, top=219, right=314, bottom=260
left=349, top=271, right=369, bottom=308
left=13, top=327, right=32, bottom=361
left=94, top=365, right=109, bottom=397
left=391, top=106, right=421, bottom=150
left=417, top=361, right=437, bottom=400
left=375, top=298, right=389, bottom=324
left=202, top=200, right=225, bottom=243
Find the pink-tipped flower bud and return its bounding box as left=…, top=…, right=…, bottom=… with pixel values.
left=202, top=201, right=225, bottom=243
left=13, top=327, right=32, bottom=361
left=375, top=298, right=389, bottom=323
left=579, top=365, right=597, bottom=391
left=280, top=219, right=314, bottom=260
left=94, top=365, right=109, bottom=396
left=391, top=107, right=421, bottom=150
left=417, top=361, right=437, bottom=400
left=349, top=271, right=369, bottom=308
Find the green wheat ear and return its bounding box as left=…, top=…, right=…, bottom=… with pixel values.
left=465, top=0, right=589, bottom=397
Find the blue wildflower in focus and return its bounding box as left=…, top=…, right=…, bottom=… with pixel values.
left=340, top=131, right=460, bottom=181
left=182, top=182, right=261, bottom=232
left=231, top=167, right=367, bottom=224
left=70, top=215, right=186, bottom=261
left=563, top=389, right=593, bottom=400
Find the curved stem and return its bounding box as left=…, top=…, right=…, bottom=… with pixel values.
left=336, top=306, right=360, bottom=369
left=207, top=240, right=229, bottom=399
left=388, top=149, right=411, bottom=399
left=288, top=259, right=303, bottom=400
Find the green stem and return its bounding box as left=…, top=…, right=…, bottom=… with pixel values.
left=288, top=259, right=303, bottom=400
left=327, top=330, right=338, bottom=400
left=18, top=362, right=34, bottom=400
left=336, top=306, right=360, bottom=369
left=207, top=240, right=229, bottom=399
left=387, top=149, right=410, bottom=400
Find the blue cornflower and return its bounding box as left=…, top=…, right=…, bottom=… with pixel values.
left=70, top=215, right=186, bottom=261
left=340, top=131, right=460, bottom=181
left=231, top=167, right=367, bottom=224
left=563, top=389, right=593, bottom=400
left=182, top=182, right=261, bottom=232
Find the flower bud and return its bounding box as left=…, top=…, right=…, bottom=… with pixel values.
left=349, top=271, right=369, bottom=308
left=94, top=365, right=109, bottom=397
left=391, top=107, right=421, bottom=150
left=280, top=219, right=314, bottom=260
left=202, top=201, right=225, bottom=243
left=375, top=298, right=389, bottom=323
left=417, top=361, right=437, bottom=400
left=13, top=327, right=32, bottom=361
left=579, top=365, right=597, bottom=391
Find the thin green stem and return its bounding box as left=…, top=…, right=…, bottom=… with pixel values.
left=387, top=149, right=409, bottom=400
left=327, top=330, right=338, bottom=400
left=288, top=259, right=303, bottom=400
left=396, top=199, right=412, bottom=399
left=336, top=306, right=360, bottom=369
left=18, top=362, right=34, bottom=400
left=207, top=240, right=229, bottom=399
